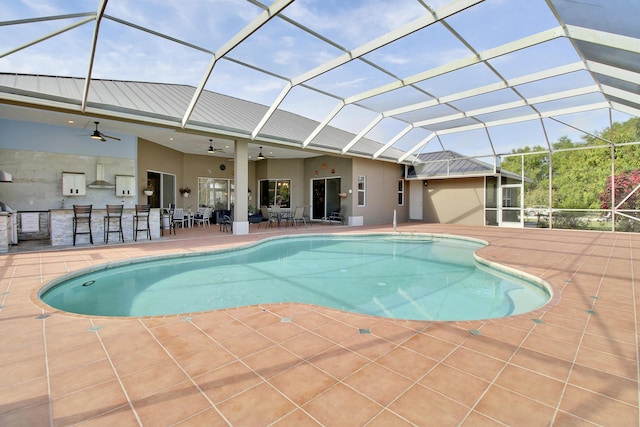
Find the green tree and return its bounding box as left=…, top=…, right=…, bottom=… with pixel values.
left=501, top=117, right=640, bottom=210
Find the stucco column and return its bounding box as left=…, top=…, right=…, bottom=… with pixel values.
left=233, top=139, right=249, bottom=235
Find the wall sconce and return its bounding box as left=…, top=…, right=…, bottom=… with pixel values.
left=339, top=192, right=348, bottom=198
left=423, top=180, right=428, bottom=187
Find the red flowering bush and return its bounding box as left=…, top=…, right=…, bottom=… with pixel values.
left=599, top=169, right=640, bottom=209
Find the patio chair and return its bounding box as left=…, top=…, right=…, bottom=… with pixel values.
left=280, top=208, right=293, bottom=227
left=216, top=210, right=231, bottom=231
left=328, top=205, right=346, bottom=225
left=194, top=207, right=211, bottom=227
left=162, top=206, right=176, bottom=235
left=221, top=215, right=233, bottom=232
left=259, top=205, right=277, bottom=229
left=303, top=205, right=312, bottom=226
left=249, top=210, right=265, bottom=226
left=291, top=205, right=307, bottom=228
left=172, top=208, right=186, bottom=229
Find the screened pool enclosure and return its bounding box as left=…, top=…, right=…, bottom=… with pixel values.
left=1, top=0, right=639, bottom=231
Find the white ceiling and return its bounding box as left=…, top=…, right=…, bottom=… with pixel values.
left=0, top=103, right=318, bottom=160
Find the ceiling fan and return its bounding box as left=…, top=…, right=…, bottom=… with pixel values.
left=254, top=146, right=273, bottom=160
left=206, top=139, right=225, bottom=154
left=90, top=121, right=121, bottom=142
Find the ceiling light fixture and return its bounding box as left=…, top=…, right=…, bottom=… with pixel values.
left=257, top=147, right=265, bottom=160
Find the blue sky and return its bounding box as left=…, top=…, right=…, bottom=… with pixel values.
left=0, top=0, right=634, bottom=159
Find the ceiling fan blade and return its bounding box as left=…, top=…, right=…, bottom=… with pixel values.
left=101, top=133, right=121, bottom=141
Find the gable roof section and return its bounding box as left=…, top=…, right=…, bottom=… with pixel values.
left=408, top=150, right=523, bottom=181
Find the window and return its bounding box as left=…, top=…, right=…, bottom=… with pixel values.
left=357, top=175, right=366, bottom=206
left=398, top=179, right=404, bottom=206
left=198, top=177, right=234, bottom=210
left=259, top=179, right=291, bottom=208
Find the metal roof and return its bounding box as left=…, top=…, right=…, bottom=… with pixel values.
left=411, top=150, right=497, bottom=178
left=0, top=0, right=638, bottom=163
left=408, top=150, right=523, bottom=181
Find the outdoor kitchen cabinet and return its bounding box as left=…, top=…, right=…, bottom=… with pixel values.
left=62, top=172, right=86, bottom=196
left=115, top=175, right=136, bottom=197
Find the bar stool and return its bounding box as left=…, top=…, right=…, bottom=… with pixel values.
left=103, top=204, right=124, bottom=243
left=133, top=204, right=151, bottom=241
left=72, top=204, right=93, bottom=246
left=162, top=206, right=176, bottom=236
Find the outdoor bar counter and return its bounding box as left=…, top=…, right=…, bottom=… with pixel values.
left=50, top=208, right=161, bottom=246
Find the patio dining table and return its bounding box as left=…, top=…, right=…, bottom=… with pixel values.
left=268, top=207, right=291, bottom=227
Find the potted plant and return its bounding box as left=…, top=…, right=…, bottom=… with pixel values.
left=143, top=186, right=154, bottom=196
left=180, top=186, right=191, bottom=197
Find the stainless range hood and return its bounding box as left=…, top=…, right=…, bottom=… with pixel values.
left=87, top=164, right=115, bottom=189
left=0, top=170, right=12, bottom=182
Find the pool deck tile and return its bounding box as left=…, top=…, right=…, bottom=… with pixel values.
left=1, top=223, right=639, bottom=426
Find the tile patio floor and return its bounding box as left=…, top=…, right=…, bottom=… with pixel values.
left=0, top=223, right=638, bottom=426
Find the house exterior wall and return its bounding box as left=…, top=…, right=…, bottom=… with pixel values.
left=352, top=157, right=408, bottom=225
left=257, top=158, right=305, bottom=209
left=138, top=138, right=182, bottom=188
left=1, top=118, right=410, bottom=230
left=422, top=177, right=485, bottom=226
left=304, top=155, right=353, bottom=219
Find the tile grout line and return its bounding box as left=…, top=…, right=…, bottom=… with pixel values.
left=629, top=236, right=640, bottom=426
left=142, top=316, right=237, bottom=426
left=223, top=308, right=345, bottom=425
left=42, top=310, right=53, bottom=427
left=458, top=232, right=608, bottom=424
left=6, top=225, right=638, bottom=426
left=366, top=324, right=485, bottom=424
left=34, top=252, right=56, bottom=427
left=91, top=318, right=144, bottom=426
left=548, top=231, right=616, bottom=425
left=235, top=307, right=421, bottom=426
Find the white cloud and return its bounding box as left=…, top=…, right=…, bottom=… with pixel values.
left=380, top=54, right=411, bottom=65
left=20, top=0, right=63, bottom=16
left=285, top=0, right=426, bottom=47
left=273, top=50, right=293, bottom=65
left=331, top=77, right=369, bottom=89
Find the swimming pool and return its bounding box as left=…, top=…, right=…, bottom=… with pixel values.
left=39, top=234, right=551, bottom=320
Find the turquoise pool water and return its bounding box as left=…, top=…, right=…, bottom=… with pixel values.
left=40, top=234, right=550, bottom=320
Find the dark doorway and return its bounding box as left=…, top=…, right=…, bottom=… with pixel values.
left=312, top=177, right=341, bottom=220
left=146, top=172, right=161, bottom=208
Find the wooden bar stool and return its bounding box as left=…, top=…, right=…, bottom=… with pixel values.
left=133, top=204, right=151, bottom=241
left=72, top=204, right=93, bottom=246
left=103, top=204, right=124, bottom=243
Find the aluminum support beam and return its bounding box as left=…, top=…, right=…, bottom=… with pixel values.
left=181, top=0, right=294, bottom=128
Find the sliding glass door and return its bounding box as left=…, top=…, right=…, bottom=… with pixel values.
left=311, top=177, right=341, bottom=220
